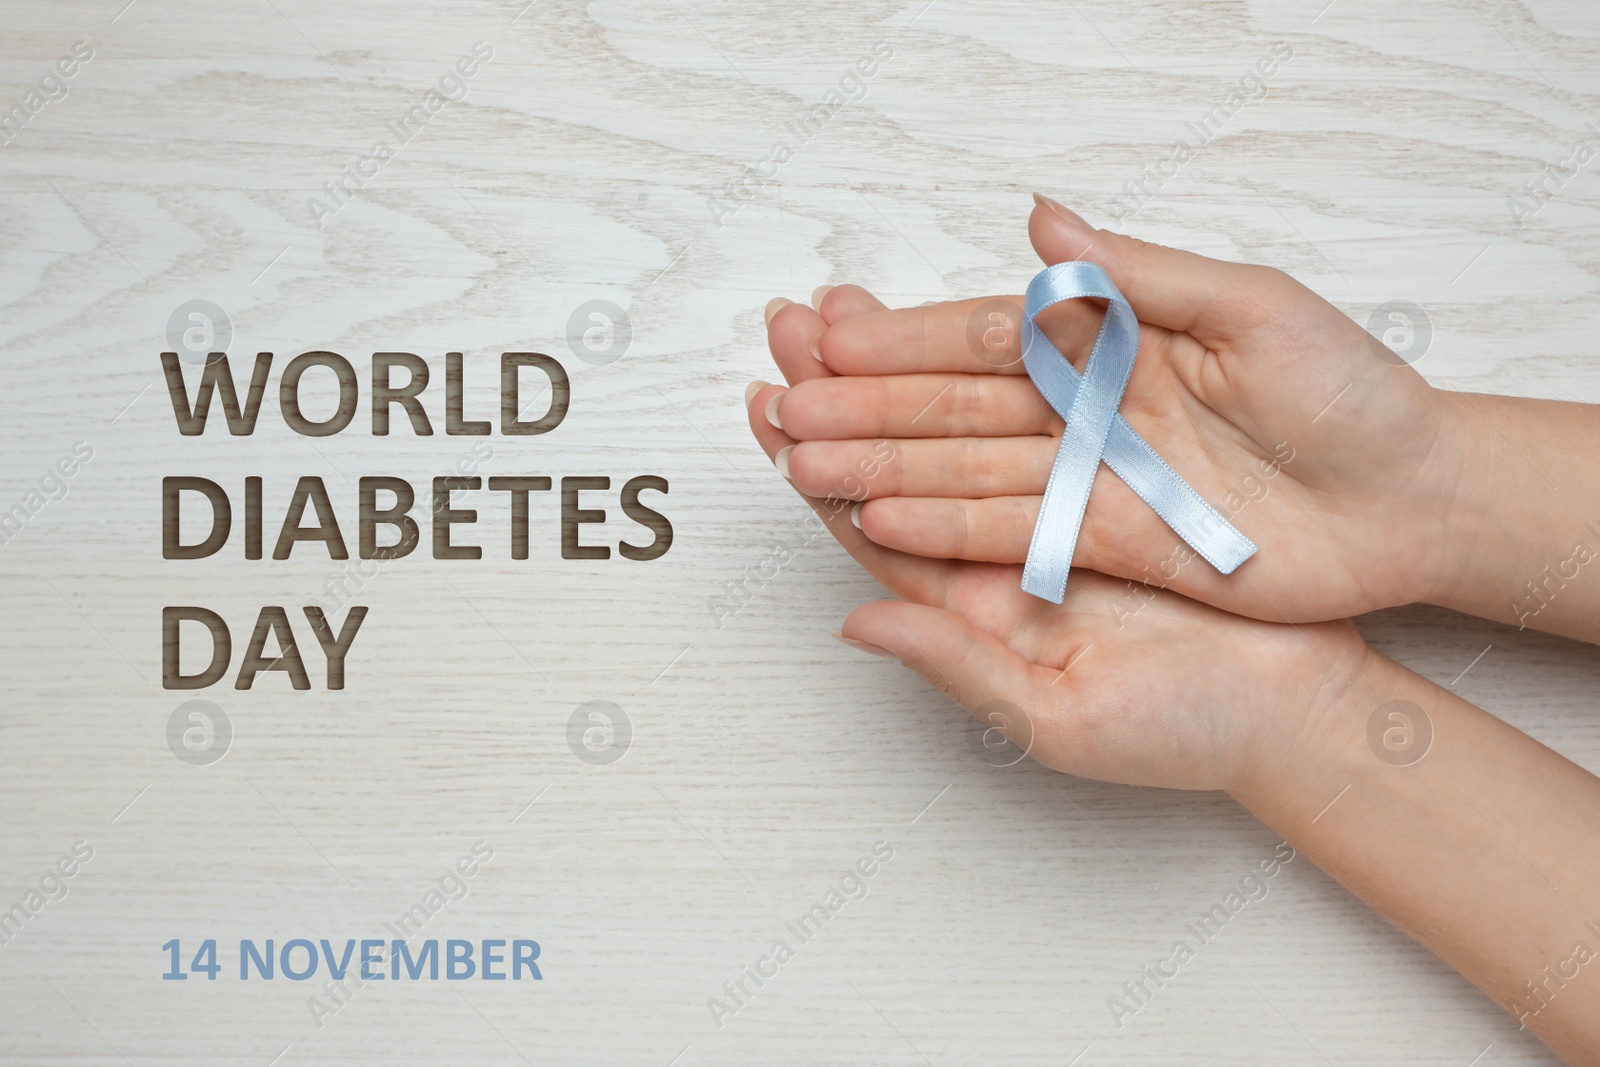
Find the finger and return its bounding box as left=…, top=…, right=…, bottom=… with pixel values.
left=785, top=436, right=1055, bottom=501
left=770, top=373, right=1062, bottom=441
left=840, top=599, right=1047, bottom=703
left=815, top=283, right=888, bottom=323
left=818, top=297, right=1034, bottom=376
left=744, top=382, right=957, bottom=604
left=766, top=284, right=887, bottom=384
left=853, top=480, right=1149, bottom=569
left=1029, top=194, right=1269, bottom=344
left=838, top=601, right=1080, bottom=769
left=855, top=482, right=1284, bottom=630
left=765, top=300, right=835, bottom=387
left=854, top=495, right=1038, bottom=564
left=853, top=465, right=1235, bottom=586
left=817, top=288, right=1119, bottom=378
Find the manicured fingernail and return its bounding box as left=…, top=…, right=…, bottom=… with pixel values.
left=809, top=340, right=824, bottom=362
left=744, top=380, right=769, bottom=406
left=833, top=632, right=895, bottom=657
left=763, top=391, right=784, bottom=429
left=849, top=502, right=863, bottom=529
left=1033, top=192, right=1090, bottom=229
left=764, top=297, right=793, bottom=326
left=775, top=445, right=794, bottom=480
left=811, top=285, right=835, bottom=311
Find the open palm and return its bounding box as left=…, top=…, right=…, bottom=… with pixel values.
left=762, top=199, right=1470, bottom=624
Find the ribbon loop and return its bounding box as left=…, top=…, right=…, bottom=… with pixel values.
left=1019, top=262, right=1256, bottom=603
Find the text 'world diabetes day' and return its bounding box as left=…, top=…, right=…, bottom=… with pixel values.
left=157, top=349, right=673, bottom=692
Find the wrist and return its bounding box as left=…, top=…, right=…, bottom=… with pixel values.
left=1226, top=638, right=1398, bottom=811
left=1412, top=390, right=1596, bottom=636
left=1313, top=378, right=1479, bottom=617
left=1412, top=390, right=1510, bottom=614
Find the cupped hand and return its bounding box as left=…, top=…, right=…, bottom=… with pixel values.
left=758, top=198, right=1475, bottom=625
left=744, top=300, right=1369, bottom=793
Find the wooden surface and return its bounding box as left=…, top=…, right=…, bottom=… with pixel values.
left=3, top=0, right=1599, bottom=1063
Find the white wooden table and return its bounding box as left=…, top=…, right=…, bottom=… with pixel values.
left=2, top=1, right=1597, bottom=1062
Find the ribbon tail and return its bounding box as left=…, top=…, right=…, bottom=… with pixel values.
left=1100, top=416, right=1256, bottom=575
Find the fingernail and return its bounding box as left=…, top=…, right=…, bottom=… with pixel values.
left=764, top=391, right=784, bottom=429
left=833, top=632, right=895, bottom=657
left=1033, top=192, right=1090, bottom=229
left=744, top=380, right=769, bottom=406
left=809, top=340, right=824, bottom=362
left=849, top=502, right=863, bottom=529
left=811, top=285, right=835, bottom=311
left=764, top=297, right=793, bottom=326
left=775, top=445, right=794, bottom=480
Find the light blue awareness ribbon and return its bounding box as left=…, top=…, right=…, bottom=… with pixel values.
left=1019, top=262, right=1256, bottom=603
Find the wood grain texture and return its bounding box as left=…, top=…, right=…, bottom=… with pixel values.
left=2, top=0, right=1597, bottom=1063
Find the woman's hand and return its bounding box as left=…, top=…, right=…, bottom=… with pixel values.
left=745, top=370, right=1368, bottom=793
left=759, top=196, right=1481, bottom=625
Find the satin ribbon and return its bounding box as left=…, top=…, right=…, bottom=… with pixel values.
left=1019, top=262, right=1256, bottom=603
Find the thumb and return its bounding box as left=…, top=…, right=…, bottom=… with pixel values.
left=838, top=599, right=1047, bottom=734
left=1028, top=193, right=1261, bottom=343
